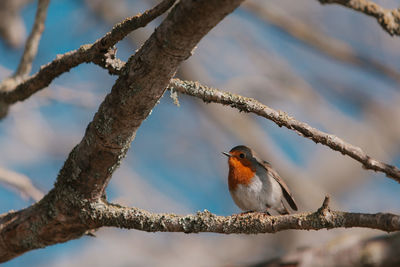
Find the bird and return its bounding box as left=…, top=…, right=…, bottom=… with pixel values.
left=223, top=145, right=298, bottom=215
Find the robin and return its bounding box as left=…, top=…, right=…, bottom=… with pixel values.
left=223, top=145, right=298, bottom=215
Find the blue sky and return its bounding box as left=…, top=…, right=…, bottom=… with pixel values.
left=1, top=0, right=400, bottom=266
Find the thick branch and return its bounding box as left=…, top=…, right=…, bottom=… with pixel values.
left=168, top=79, right=400, bottom=182
left=1, top=0, right=398, bottom=263
left=0, top=190, right=87, bottom=262
left=0, top=0, right=244, bottom=262
left=318, top=0, right=400, bottom=36
left=87, top=196, right=400, bottom=233
left=56, top=0, right=244, bottom=199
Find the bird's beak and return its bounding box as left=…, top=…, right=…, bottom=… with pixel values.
left=222, top=152, right=230, bottom=157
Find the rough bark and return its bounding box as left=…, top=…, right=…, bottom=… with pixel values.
left=1, top=0, right=400, bottom=264
left=0, top=0, right=244, bottom=262
left=168, top=79, right=400, bottom=183
left=86, top=196, right=400, bottom=234
left=90, top=55, right=400, bottom=184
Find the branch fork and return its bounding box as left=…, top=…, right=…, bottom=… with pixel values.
left=1, top=0, right=400, bottom=263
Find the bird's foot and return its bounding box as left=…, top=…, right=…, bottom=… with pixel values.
left=263, top=210, right=272, bottom=216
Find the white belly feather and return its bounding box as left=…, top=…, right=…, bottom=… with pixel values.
left=230, top=174, right=283, bottom=212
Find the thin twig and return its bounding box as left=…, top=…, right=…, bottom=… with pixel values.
left=167, top=79, right=400, bottom=182
left=85, top=54, right=400, bottom=183
left=0, top=0, right=33, bottom=48
left=255, top=232, right=400, bottom=266
left=15, top=0, right=50, bottom=78
left=88, top=196, right=400, bottom=233
left=0, top=0, right=50, bottom=118
left=0, top=167, right=43, bottom=201
left=318, top=0, right=400, bottom=36
left=244, top=2, right=400, bottom=84
left=77, top=53, right=400, bottom=183
left=0, top=0, right=176, bottom=103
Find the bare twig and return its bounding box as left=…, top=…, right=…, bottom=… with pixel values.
left=39, top=84, right=100, bottom=108
left=71, top=53, right=400, bottom=183
left=79, top=53, right=400, bottom=183
left=0, top=0, right=33, bottom=48
left=0, top=0, right=177, bottom=104
left=318, top=0, right=400, bottom=36
left=256, top=232, right=400, bottom=267
left=0, top=0, right=50, bottom=99
left=15, top=0, right=51, bottom=78
left=167, top=79, right=400, bottom=182
left=0, top=0, right=49, bottom=118
left=0, top=167, right=43, bottom=201
left=88, top=196, right=400, bottom=233
left=1, top=0, right=399, bottom=263
left=244, top=2, right=400, bottom=84
left=320, top=194, right=331, bottom=211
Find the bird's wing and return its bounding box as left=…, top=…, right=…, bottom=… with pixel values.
left=262, top=160, right=298, bottom=211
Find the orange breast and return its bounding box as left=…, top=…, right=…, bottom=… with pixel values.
left=228, top=157, right=256, bottom=191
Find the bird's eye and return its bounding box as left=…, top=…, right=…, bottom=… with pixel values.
left=239, top=153, right=245, bottom=159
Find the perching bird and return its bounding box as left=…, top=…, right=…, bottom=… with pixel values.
left=223, top=145, right=298, bottom=215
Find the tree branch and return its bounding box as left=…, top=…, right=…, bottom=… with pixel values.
left=0, top=0, right=244, bottom=262
left=0, top=167, right=43, bottom=201
left=82, top=54, right=400, bottom=183
left=87, top=196, right=400, bottom=233
left=256, top=232, right=400, bottom=266
left=15, top=0, right=50, bottom=78
left=0, top=0, right=177, bottom=114
left=1, top=1, right=398, bottom=263
left=244, top=2, right=400, bottom=84
left=54, top=0, right=244, bottom=200
left=167, top=79, right=400, bottom=183
left=0, top=0, right=50, bottom=118
left=318, top=0, right=400, bottom=36
left=0, top=0, right=33, bottom=48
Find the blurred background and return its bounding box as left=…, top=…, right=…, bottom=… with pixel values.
left=1, top=0, right=400, bottom=266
